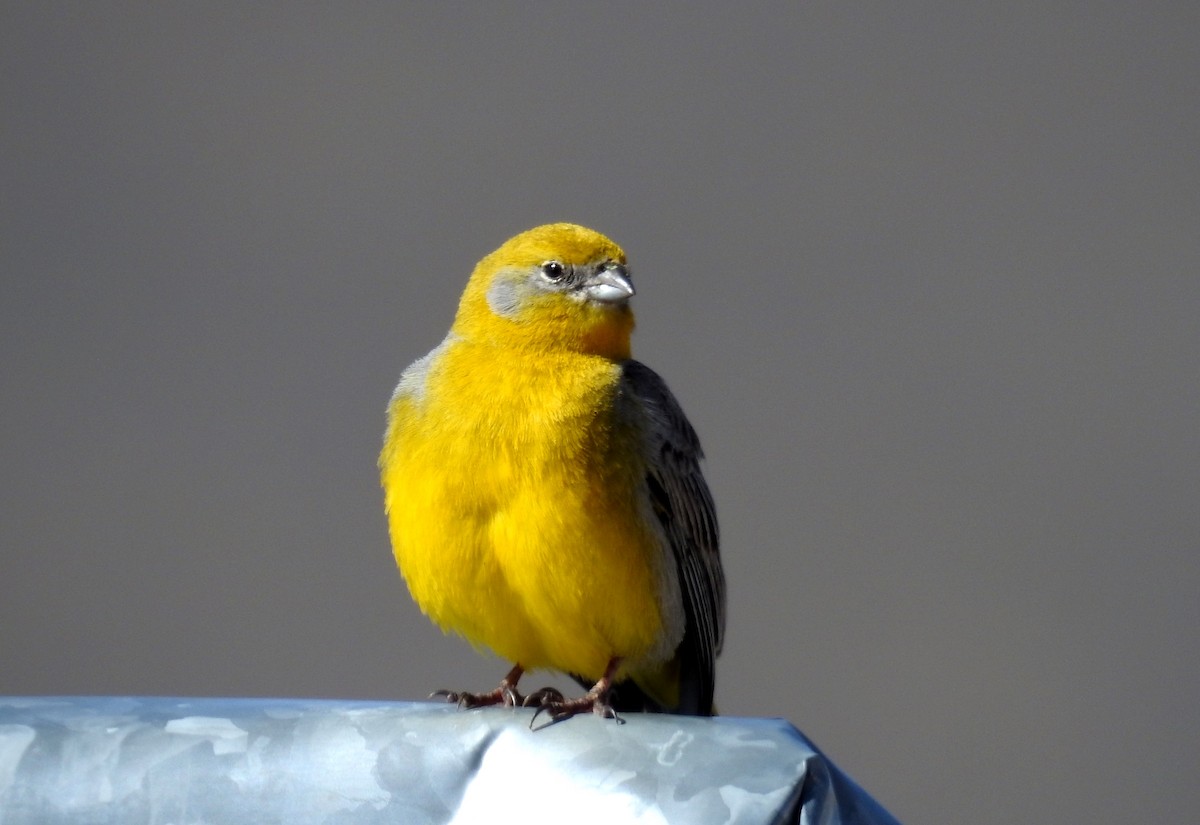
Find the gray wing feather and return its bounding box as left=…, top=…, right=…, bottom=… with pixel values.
left=621, top=360, right=725, bottom=713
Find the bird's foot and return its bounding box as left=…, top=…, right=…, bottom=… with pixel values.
left=431, top=685, right=525, bottom=708
left=529, top=690, right=624, bottom=727
left=528, top=657, right=625, bottom=728
left=431, top=664, right=525, bottom=708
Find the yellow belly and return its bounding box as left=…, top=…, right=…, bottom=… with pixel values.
left=381, top=345, right=666, bottom=681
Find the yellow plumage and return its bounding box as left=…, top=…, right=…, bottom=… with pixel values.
left=380, top=223, right=724, bottom=719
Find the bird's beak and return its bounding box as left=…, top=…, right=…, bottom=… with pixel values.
left=584, top=265, right=635, bottom=305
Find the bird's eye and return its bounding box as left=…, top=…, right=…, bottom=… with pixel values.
left=541, top=261, right=566, bottom=281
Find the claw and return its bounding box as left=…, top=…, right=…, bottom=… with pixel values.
left=429, top=688, right=467, bottom=707
left=521, top=686, right=565, bottom=707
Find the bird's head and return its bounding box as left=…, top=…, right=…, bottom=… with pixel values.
left=454, top=223, right=635, bottom=360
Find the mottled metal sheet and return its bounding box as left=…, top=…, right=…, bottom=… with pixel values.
left=0, top=697, right=898, bottom=824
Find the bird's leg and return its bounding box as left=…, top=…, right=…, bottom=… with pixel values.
left=530, top=657, right=625, bottom=727
left=432, top=663, right=526, bottom=708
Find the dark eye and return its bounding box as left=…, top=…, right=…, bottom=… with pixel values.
left=541, top=261, right=566, bottom=281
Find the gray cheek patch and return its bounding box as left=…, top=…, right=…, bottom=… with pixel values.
left=486, top=275, right=525, bottom=319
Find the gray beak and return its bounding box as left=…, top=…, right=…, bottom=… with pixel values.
left=584, top=264, right=635, bottom=305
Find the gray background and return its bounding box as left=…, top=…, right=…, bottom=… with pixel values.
left=2, top=4, right=1197, bottom=823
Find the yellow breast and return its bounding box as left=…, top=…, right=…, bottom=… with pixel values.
left=380, top=338, right=667, bottom=681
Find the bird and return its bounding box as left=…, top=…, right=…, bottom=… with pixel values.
left=379, top=223, right=724, bottom=721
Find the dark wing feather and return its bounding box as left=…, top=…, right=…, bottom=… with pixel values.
left=620, top=359, right=726, bottom=714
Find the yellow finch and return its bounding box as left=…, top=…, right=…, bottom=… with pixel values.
left=380, top=223, right=725, bottom=720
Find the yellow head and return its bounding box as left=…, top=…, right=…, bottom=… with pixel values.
left=453, top=223, right=635, bottom=360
